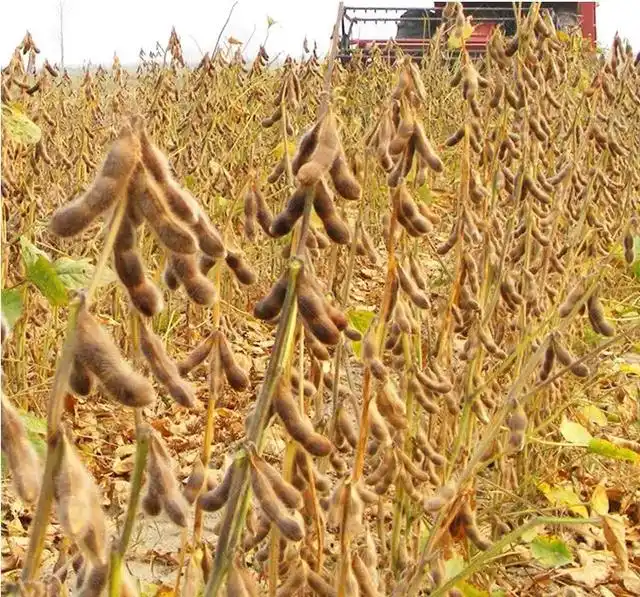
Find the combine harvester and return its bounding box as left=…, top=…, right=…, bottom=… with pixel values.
left=337, top=2, right=597, bottom=59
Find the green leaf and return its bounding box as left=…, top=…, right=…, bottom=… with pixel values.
left=416, top=182, right=433, bottom=205
left=2, top=104, right=42, bottom=145
left=530, top=536, right=574, bottom=568
left=537, top=481, right=589, bottom=517
left=444, top=555, right=465, bottom=579
left=458, top=581, right=489, bottom=597
left=266, top=15, right=276, bottom=28
left=53, top=257, right=115, bottom=290
left=19, top=410, right=47, bottom=436
left=560, top=418, right=593, bottom=445
left=183, top=174, right=196, bottom=192
left=1, top=288, right=24, bottom=329
left=588, top=438, right=640, bottom=463
left=346, top=308, right=375, bottom=359
left=579, top=404, right=608, bottom=427
left=20, top=236, right=50, bottom=268
left=26, top=255, right=68, bottom=307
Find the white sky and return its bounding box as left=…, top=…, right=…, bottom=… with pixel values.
left=1, top=1, right=637, bottom=67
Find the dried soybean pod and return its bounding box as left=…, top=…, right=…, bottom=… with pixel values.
left=397, top=264, right=429, bottom=309
left=623, top=232, right=635, bottom=264
left=297, top=112, right=340, bottom=186
left=409, top=254, right=428, bottom=291
left=254, top=271, right=289, bottom=320
left=247, top=445, right=303, bottom=510
left=445, top=126, right=465, bottom=147
left=330, top=152, right=361, bottom=200
left=254, top=186, right=273, bottom=235
left=396, top=449, right=431, bottom=483
left=276, top=561, right=307, bottom=597
left=273, top=380, right=332, bottom=457
left=290, top=367, right=317, bottom=397
left=291, top=120, right=321, bottom=175
left=478, top=326, right=507, bottom=359
left=389, top=109, right=415, bottom=155
left=539, top=339, right=555, bottom=381
left=553, top=336, right=589, bottom=377
left=415, top=369, right=451, bottom=394
left=169, top=253, right=217, bottom=306
left=558, top=282, right=585, bottom=317
left=1, top=396, right=41, bottom=503
left=297, top=279, right=341, bottom=345
left=587, top=295, right=614, bottom=336
left=413, top=121, right=443, bottom=173
left=76, top=564, right=109, bottom=597
left=225, top=250, right=256, bottom=285
left=437, top=220, right=459, bottom=255
left=307, top=569, right=338, bottom=597
left=249, top=455, right=304, bottom=542
left=226, top=561, right=250, bottom=597
left=75, top=299, right=155, bottom=408
left=397, top=186, right=431, bottom=234
left=139, top=318, right=197, bottom=409
left=313, top=178, right=351, bottom=245
left=243, top=188, right=257, bottom=241
left=270, top=186, right=307, bottom=237
left=218, top=331, right=250, bottom=391
left=199, top=462, right=235, bottom=512
left=129, top=165, right=198, bottom=254
left=177, top=334, right=215, bottom=376
left=163, top=261, right=180, bottom=290
left=337, top=407, right=359, bottom=449
left=69, top=358, right=95, bottom=396
left=54, top=432, right=107, bottom=563
left=507, top=403, right=527, bottom=451
left=183, top=458, right=206, bottom=504
left=138, top=128, right=199, bottom=225
left=50, top=127, right=139, bottom=237
left=190, top=208, right=225, bottom=258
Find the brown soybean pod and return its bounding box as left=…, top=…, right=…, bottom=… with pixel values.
left=243, top=188, right=257, bottom=241
left=199, top=462, right=235, bottom=512
left=587, top=295, right=614, bottom=336
left=50, top=129, right=139, bottom=237
left=138, top=318, right=197, bottom=409
left=273, top=380, right=333, bottom=457
left=75, top=300, right=155, bottom=408
left=69, top=358, right=95, bottom=396
left=297, top=112, right=340, bottom=186
left=412, top=122, right=443, bottom=173
left=297, top=282, right=341, bottom=346
left=249, top=458, right=304, bottom=542
left=169, top=253, right=217, bottom=306
left=553, top=337, right=589, bottom=377
left=270, top=187, right=307, bottom=237
left=558, top=282, right=585, bottom=318
left=307, top=569, right=338, bottom=597
left=247, top=445, right=303, bottom=510
left=313, top=178, right=351, bottom=245
left=1, top=396, right=41, bottom=504
left=190, top=208, right=226, bottom=258
left=254, top=186, right=274, bottom=235
left=329, top=152, right=361, bottom=200
left=217, top=331, right=250, bottom=391
left=291, top=120, right=321, bottom=175
left=177, top=334, right=215, bottom=376
left=129, top=165, right=198, bottom=254
left=254, top=271, right=289, bottom=320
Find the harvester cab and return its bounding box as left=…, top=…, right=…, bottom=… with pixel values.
left=338, top=2, right=596, bottom=61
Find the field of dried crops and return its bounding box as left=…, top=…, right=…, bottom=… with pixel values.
left=2, top=6, right=640, bottom=597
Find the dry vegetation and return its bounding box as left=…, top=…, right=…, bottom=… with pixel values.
left=1, top=3, right=640, bottom=597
